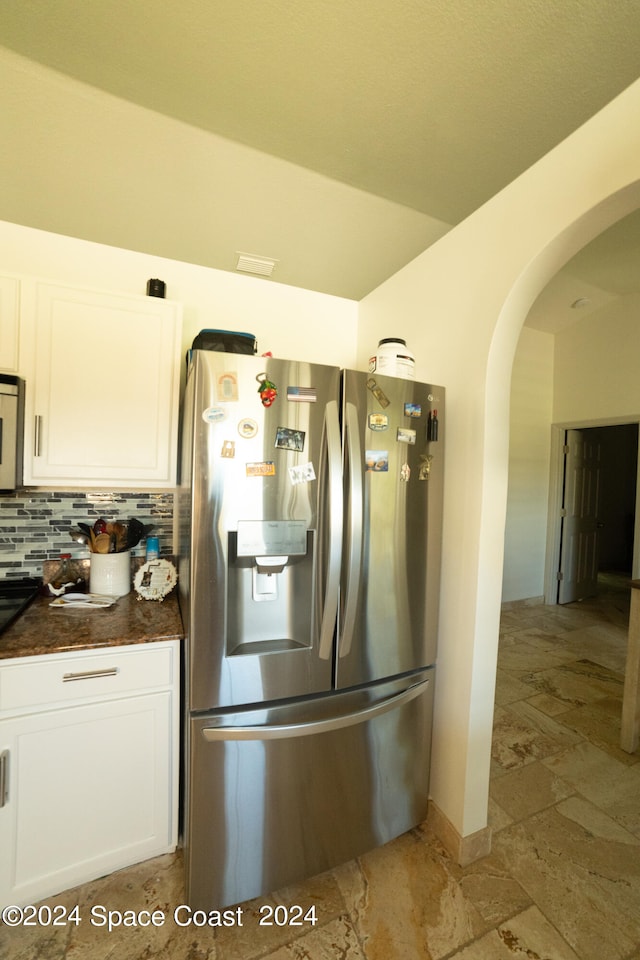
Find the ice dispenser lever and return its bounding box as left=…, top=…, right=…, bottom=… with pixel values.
left=255, top=556, right=288, bottom=574
left=252, top=557, right=288, bottom=602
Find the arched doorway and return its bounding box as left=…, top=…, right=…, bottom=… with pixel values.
left=360, top=83, right=640, bottom=854
left=476, top=184, right=640, bottom=841
left=504, top=206, right=640, bottom=607
left=445, top=182, right=640, bottom=849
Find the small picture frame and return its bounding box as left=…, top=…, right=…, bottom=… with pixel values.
left=289, top=462, right=316, bottom=485
left=275, top=426, right=306, bottom=452
left=397, top=427, right=417, bottom=445
left=134, top=559, right=178, bottom=601
left=365, top=450, right=389, bottom=472
left=216, top=372, right=239, bottom=402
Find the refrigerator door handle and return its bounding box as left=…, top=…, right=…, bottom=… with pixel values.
left=201, top=677, right=429, bottom=741
left=340, top=400, right=363, bottom=658
left=318, top=399, right=343, bottom=660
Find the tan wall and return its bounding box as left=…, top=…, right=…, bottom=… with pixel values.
left=360, top=79, right=640, bottom=836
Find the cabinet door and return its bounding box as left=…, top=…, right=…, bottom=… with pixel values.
left=21, top=281, right=182, bottom=486
left=0, top=692, right=176, bottom=908
left=0, top=275, right=20, bottom=373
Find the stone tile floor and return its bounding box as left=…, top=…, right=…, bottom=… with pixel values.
left=3, top=574, right=639, bottom=959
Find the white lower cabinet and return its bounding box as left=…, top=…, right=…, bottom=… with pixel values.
left=0, top=641, right=179, bottom=908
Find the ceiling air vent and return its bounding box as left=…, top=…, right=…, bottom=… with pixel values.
left=236, top=253, right=278, bottom=277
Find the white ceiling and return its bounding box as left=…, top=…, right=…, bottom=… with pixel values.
left=1, top=0, right=639, bottom=329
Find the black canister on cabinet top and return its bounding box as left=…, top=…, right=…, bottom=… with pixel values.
left=146, top=278, right=166, bottom=298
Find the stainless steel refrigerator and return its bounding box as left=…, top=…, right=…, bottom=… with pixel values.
left=178, top=349, right=444, bottom=909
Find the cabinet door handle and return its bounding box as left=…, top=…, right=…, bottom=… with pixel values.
left=62, top=668, right=119, bottom=682
left=0, top=750, right=8, bottom=808
left=34, top=415, right=43, bottom=457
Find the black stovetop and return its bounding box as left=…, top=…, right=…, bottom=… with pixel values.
left=0, top=578, right=41, bottom=635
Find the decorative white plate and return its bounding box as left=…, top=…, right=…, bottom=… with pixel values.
left=133, top=559, right=178, bottom=601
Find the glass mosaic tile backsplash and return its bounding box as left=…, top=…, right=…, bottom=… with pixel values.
left=1, top=490, right=175, bottom=581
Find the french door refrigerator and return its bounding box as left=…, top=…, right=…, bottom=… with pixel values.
left=178, top=349, right=444, bottom=909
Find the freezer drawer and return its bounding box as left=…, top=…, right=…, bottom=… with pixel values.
left=184, top=669, right=434, bottom=909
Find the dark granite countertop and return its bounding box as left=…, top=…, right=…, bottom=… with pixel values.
left=0, top=589, right=184, bottom=661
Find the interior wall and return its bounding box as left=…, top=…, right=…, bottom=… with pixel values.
left=553, top=293, right=640, bottom=423
left=0, top=219, right=360, bottom=578
left=0, top=221, right=359, bottom=372
left=358, top=78, right=640, bottom=840
left=502, top=327, right=554, bottom=602
left=503, top=294, right=640, bottom=606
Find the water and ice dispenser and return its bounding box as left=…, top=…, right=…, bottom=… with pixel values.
left=226, top=520, right=315, bottom=654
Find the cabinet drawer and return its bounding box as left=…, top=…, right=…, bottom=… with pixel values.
left=0, top=643, right=176, bottom=714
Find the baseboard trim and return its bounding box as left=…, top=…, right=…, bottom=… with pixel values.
left=426, top=800, right=492, bottom=867
left=500, top=595, right=545, bottom=611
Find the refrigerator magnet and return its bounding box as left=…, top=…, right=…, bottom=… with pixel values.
left=221, top=440, right=235, bottom=458
left=366, top=378, right=390, bottom=408
left=400, top=462, right=411, bottom=482
left=419, top=454, right=433, bottom=480
left=238, top=418, right=258, bottom=438
left=427, top=410, right=439, bottom=441
left=256, top=373, right=278, bottom=407
left=216, top=372, right=239, bottom=402
left=275, top=426, right=305, bottom=452
left=404, top=403, right=421, bottom=418
left=365, top=451, right=389, bottom=472
left=246, top=461, right=276, bottom=477
left=289, top=462, right=316, bottom=485
left=368, top=413, right=389, bottom=431
left=397, top=427, right=416, bottom=444
left=287, top=386, right=317, bottom=403
left=202, top=406, right=227, bottom=424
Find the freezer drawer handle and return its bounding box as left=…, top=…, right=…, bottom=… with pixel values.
left=62, top=667, right=119, bottom=682
left=201, top=677, right=429, bottom=741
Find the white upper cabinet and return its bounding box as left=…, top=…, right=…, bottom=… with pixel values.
left=20, top=280, right=182, bottom=487
left=0, top=275, right=20, bottom=373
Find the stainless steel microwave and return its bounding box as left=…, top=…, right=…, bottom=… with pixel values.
left=0, top=374, right=24, bottom=491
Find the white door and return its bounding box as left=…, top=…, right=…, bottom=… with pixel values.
left=558, top=429, right=601, bottom=603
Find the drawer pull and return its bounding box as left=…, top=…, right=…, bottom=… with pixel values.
left=62, top=668, right=119, bottom=682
